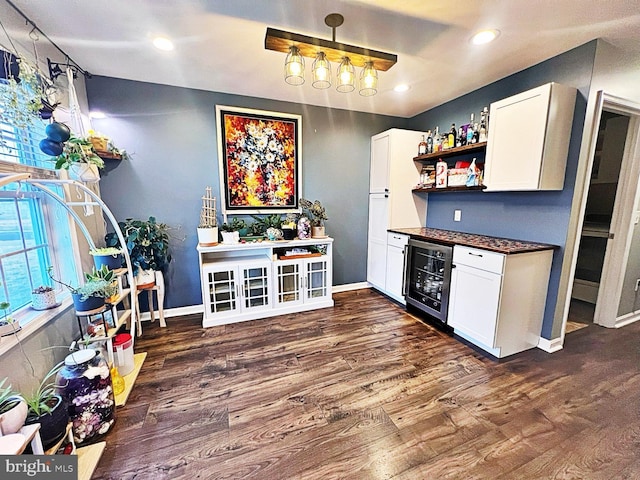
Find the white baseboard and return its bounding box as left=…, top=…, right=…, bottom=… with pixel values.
left=332, top=282, right=370, bottom=293
left=138, top=304, right=204, bottom=321
left=537, top=336, right=564, bottom=353
left=614, top=311, right=640, bottom=328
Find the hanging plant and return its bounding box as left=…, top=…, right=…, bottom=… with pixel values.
left=0, top=54, right=44, bottom=130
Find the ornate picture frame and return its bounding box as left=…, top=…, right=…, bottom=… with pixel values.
left=216, top=105, right=302, bottom=213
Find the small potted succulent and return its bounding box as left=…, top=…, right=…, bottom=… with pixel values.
left=219, top=217, right=246, bottom=244
left=299, top=198, right=328, bottom=238
left=48, top=266, right=118, bottom=312
left=281, top=213, right=299, bottom=240
left=31, top=285, right=58, bottom=311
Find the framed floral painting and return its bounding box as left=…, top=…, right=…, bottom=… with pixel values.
left=216, top=105, right=302, bottom=213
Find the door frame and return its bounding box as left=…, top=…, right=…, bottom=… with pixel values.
left=561, top=91, right=640, bottom=336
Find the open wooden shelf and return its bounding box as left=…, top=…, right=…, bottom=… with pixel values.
left=413, top=141, right=487, bottom=163
left=115, top=352, right=147, bottom=407
left=413, top=185, right=487, bottom=193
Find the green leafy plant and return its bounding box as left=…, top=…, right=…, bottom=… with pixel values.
left=22, top=362, right=65, bottom=417
left=0, top=378, right=23, bottom=414
left=105, top=217, right=171, bottom=275
left=0, top=55, right=44, bottom=136
left=220, top=217, right=247, bottom=232
left=47, top=266, right=116, bottom=300
left=299, top=198, right=328, bottom=227
left=250, top=214, right=283, bottom=235
left=0, top=300, right=13, bottom=326
left=54, top=135, right=104, bottom=170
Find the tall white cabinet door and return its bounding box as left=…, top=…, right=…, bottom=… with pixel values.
left=367, top=193, right=389, bottom=289
left=448, top=264, right=502, bottom=348
left=370, top=133, right=390, bottom=193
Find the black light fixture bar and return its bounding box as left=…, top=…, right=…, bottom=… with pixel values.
left=265, top=27, right=397, bottom=72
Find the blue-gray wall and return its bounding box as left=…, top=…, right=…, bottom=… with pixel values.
left=88, top=41, right=597, bottom=339
left=87, top=79, right=408, bottom=309
left=407, top=41, right=597, bottom=338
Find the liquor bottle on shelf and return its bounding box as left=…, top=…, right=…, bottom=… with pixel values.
left=472, top=122, right=480, bottom=144
left=458, top=126, right=465, bottom=147
left=448, top=124, right=456, bottom=150
left=418, top=135, right=427, bottom=155
left=434, top=127, right=441, bottom=152
left=479, top=112, right=488, bottom=142
left=426, top=130, right=433, bottom=153
left=466, top=113, right=475, bottom=144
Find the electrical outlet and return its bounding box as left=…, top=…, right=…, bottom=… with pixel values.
left=454, top=210, right=462, bottom=222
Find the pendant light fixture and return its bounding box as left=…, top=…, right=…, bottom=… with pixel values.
left=265, top=13, right=397, bottom=97
left=336, top=57, right=356, bottom=93
left=312, top=51, right=331, bottom=89
left=284, top=45, right=305, bottom=85
left=359, top=61, right=378, bottom=96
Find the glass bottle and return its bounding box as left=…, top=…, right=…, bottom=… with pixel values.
left=458, top=126, right=465, bottom=147
left=472, top=122, right=480, bottom=143
left=448, top=124, right=456, bottom=149
left=418, top=135, right=427, bottom=155
left=426, top=130, right=433, bottom=153
left=466, top=113, right=475, bottom=144
left=479, top=112, right=488, bottom=142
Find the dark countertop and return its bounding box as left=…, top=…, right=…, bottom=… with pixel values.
left=388, top=227, right=557, bottom=254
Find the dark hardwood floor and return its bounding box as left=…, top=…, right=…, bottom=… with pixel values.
left=93, top=289, right=640, bottom=480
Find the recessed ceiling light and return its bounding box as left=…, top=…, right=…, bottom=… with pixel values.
left=89, top=111, right=106, bottom=119
left=394, top=84, right=410, bottom=93
left=471, top=29, right=500, bottom=45
left=153, top=36, right=174, bottom=51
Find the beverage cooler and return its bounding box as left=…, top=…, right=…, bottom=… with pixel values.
left=404, top=239, right=453, bottom=323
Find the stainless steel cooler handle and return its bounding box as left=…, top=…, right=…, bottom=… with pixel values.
left=401, top=245, right=409, bottom=297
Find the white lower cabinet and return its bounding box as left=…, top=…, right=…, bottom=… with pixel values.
left=199, top=238, right=334, bottom=327
left=273, top=256, right=332, bottom=307
left=385, top=232, right=409, bottom=304
left=202, top=256, right=272, bottom=321
left=448, top=245, right=553, bottom=358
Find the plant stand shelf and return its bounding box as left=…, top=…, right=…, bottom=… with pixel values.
left=115, top=352, right=147, bottom=407
left=77, top=441, right=106, bottom=480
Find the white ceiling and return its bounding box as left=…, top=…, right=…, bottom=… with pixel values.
left=4, top=0, right=640, bottom=118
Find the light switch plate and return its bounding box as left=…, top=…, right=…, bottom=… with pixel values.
left=454, top=210, right=461, bottom=222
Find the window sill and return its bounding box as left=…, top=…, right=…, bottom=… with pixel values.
left=0, top=295, right=73, bottom=357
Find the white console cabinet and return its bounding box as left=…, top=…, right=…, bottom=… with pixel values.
left=448, top=245, right=553, bottom=358
left=198, top=238, right=333, bottom=327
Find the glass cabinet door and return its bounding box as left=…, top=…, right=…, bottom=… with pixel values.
left=274, top=260, right=302, bottom=306
left=203, top=264, right=239, bottom=317
left=241, top=264, right=271, bottom=312
left=304, top=258, right=330, bottom=303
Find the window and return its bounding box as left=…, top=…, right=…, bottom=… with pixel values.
left=0, top=107, right=77, bottom=322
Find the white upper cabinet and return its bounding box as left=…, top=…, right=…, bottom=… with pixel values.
left=484, top=82, right=577, bottom=191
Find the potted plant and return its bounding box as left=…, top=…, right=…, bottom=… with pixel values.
left=299, top=198, right=328, bottom=238
left=219, top=217, right=246, bottom=244
left=105, top=216, right=171, bottom=287
left=197, top=187, right=218, bottom=246
left=0, top=54, right=44, bottom=143
left=281, top=213, right=299, bottom=240
left=31, top=285, right=58, bottom=311
left=22, top=362, right=69, bottom=450
left=54, top=135, right=105, bottom=182
left=0, top=301, right=20, bottom=336
left=48, top=266, right=117, bottom=312
left=0, top=378, right=27, bottom=436
left=89, top=247, right=124, bottom=270
left=84, top=265, right=119, bottom=303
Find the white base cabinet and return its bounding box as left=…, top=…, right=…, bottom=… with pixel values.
left=198, top=238, right=333, bottom=327
left=385, top=232, right=409, bottom=304
left=448, top=245, right=553, bottom=358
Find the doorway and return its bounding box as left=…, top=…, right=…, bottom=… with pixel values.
left=567, top=93, right=640, bottom=333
